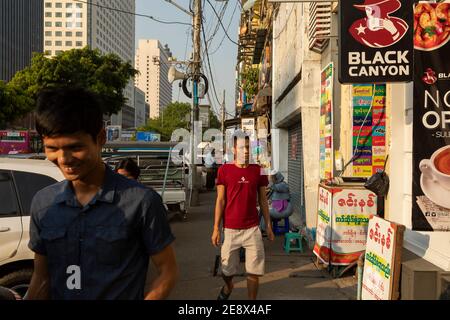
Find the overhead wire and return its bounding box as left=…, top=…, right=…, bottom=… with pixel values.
left=73, top=0, right=191, bottom=26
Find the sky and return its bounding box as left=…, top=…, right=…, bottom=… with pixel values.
left=135, top=0, right=240, bottom=119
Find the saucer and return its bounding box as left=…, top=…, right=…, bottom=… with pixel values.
left=420, top=174, right=450, bottom=209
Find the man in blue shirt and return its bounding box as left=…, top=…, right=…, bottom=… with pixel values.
left=26, top=87, right=178, bottom=300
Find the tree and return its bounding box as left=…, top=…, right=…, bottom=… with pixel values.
left=209, top=110, right=221, bottom=129
left=138, top=102, right=191, bottom=141
left=4, top=47, right=138, bottom=122
left=0, top=81, right=33, bottom=129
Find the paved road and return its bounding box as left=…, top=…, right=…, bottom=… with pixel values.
left=146, top=191, right=357, bottom=300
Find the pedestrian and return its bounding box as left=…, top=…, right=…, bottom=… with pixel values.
left=259, top=170, right=293, bottom=235
left=115, top=158, right=141, bottom=180
left=25, top=87, right=178, bottom=300
left=211, top=131, right=274, bottom=300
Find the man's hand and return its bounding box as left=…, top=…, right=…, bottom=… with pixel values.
left=145, top=245, right=178, bottom=300
left=211, top=228, right=221, bottom=247
left=266, top=225, right=275, bottom=241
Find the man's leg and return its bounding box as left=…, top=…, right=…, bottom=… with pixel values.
left=243, top=226, right=265, bottom=300
left=247, top=274, right=260, bottom=300
left=220, top=228, right=241, bottom=299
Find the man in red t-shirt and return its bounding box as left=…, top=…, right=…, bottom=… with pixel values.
left=211, top=133, right=274, bottom=300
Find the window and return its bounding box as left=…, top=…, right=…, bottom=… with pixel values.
left=76, top=41, right=83, bottom=47
left=75, top=22, right=82, bottom=28
left=76, top=13, right=83, bottom=18
left=66, top=22, right=73, bottom=28
left=45, top=40, right=52, bottom=46
left=55, top=41, right=62, bottom=46
left=55, top=2, right=62, bottom=8
left=12, top=172, right=57, bottom=215
left=55, top=50, right=63, bottom=55
left=45, top=2, right=52, bottom=8
left=66, top=31, right=72, bottom=37
left=66, top=41, right=72, bottom=46
left=55, top=12, right=62, bottom=18
left=55, top=31, right=62, bottom=37
left=55, top=22, right=62, bottom=27
left=44, top=50, right=51, bottom=55
left=76, top=32, right=83, bottom=37
left=45, top=31, right=52, bottom=37
left=45, top=12, right=52, bottom=18
left=66, top=3, right=73, bottom=8
left=66, top=12, right=72, bottom=18
left=76, top=3, right=83, bottom=8
left=45, top=21, right=52, bottom=27
left=0, top=172, right=19, bottom=216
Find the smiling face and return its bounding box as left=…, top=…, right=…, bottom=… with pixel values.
left=43, top=130, right=106, bottom=182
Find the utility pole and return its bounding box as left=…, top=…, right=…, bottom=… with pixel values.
left=222, top=90, right=226, bottom=159
left=190, top=0, right=202, bottom=206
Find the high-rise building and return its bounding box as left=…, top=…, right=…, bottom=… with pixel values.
left=135, top=39, right=173, bottom=119
left=43, top=0, right=135, bottom=128
left=0, top=0, right=44, bottom=82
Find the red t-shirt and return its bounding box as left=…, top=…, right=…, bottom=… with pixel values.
left=216, top=163, right=269, bottom=229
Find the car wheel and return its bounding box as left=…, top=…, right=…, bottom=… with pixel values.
left=0, top=269, right=33, bottom=298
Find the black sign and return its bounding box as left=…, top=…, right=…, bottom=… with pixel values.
left=412, top=2, right=450, bottom=232
left=339, top=0, right=414, bottom=84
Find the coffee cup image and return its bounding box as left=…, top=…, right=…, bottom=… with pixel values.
left=420, top=145, right=450, bottom=208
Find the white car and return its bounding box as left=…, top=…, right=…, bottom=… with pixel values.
left=0, top=158, right=64, bottom=297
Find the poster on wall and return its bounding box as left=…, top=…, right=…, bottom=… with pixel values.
left=338, top=0, right=414, bottom=83
left=352, top=84, right=387, bottom=177
left=320, top=63, right=333, bottom=180
left=412, top=1, right=450, bottom=232
left=362, top=216, right=405, bottom=300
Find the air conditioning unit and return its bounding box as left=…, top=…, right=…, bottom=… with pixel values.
left=308, top=1, right=332, bottom=53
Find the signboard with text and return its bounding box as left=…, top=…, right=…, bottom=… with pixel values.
left=339, top=0, right=414, bottom=83
left=320, top=63, right=333, bottom=180
left=362, top=216, right=405, bottom=300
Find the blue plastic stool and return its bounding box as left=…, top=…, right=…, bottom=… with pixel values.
left=272, top=217, right=290, bottom=235
left=283, top=232, right=304, bottom=254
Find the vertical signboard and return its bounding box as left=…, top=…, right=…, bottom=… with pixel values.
left=339, top=0, right=414, bottom=83
left=352, top=84, right=387, bottom=177
left=412, top=1, right=450, bottom=231
left=331, top=188, right=377, bottom=265
left=362, top=216, right=405, bottom=300
left=314, top=186, right=333, bottom=264
left=320, top=63, right=334, bottom=180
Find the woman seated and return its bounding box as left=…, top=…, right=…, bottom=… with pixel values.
left=260, top=170, right=293, bottom=232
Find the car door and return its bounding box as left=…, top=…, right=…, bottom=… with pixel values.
left=11, top=170, right=58, bottom=252
left=0, top=170, right=21, bottom=262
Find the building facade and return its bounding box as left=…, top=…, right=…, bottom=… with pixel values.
left=135, top=39, right=172, bottom=119
left=43, top=0, right=135, bottom=127
left=269, top=1, right=450, bottom=299
left=0, top=0, right=44, bottom=82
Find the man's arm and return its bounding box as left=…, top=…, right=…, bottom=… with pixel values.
left=211, top=185, right=226, bottom=247
left=258, top=186, right=275, bottom=241
left=24, top=253, right=50, bottom=300
left=145, top=244, right=178, bottom=300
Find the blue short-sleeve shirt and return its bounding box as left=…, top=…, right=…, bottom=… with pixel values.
left=28, top=165, right=175, bottom=300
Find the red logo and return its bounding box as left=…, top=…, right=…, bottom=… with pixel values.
left=349, top=0, right=409, bottom=48
left=422, top=68, right=437, bottom=85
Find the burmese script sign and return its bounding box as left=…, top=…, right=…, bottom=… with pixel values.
left=362, top=216, right=405, bottom=300
left=339, top=0, right=414, bottom=83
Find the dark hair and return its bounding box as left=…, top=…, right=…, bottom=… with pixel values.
left=115, top=158, right=140, bottom=179
left=35, top=87, right=104, bottom=141
left=233, top=130, right=250, bottom=147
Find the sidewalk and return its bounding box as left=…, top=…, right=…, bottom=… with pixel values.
left=147, top=191, right=357, bottom=300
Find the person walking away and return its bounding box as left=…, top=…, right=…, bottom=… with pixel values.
left=211, top=132, right=274, bottom=300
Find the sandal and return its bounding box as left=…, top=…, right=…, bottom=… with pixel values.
left=217, top=286, right=231, bottom=300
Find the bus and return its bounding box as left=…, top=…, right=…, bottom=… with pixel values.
left=0, top=130, right=42, bottom=155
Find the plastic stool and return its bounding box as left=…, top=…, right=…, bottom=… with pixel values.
left=283, top=232, right=303, bottom=254
left=272, top=217, right=290, bottom=235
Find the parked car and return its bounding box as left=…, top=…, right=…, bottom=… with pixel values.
left=0, top=158, right=64, bottom=297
